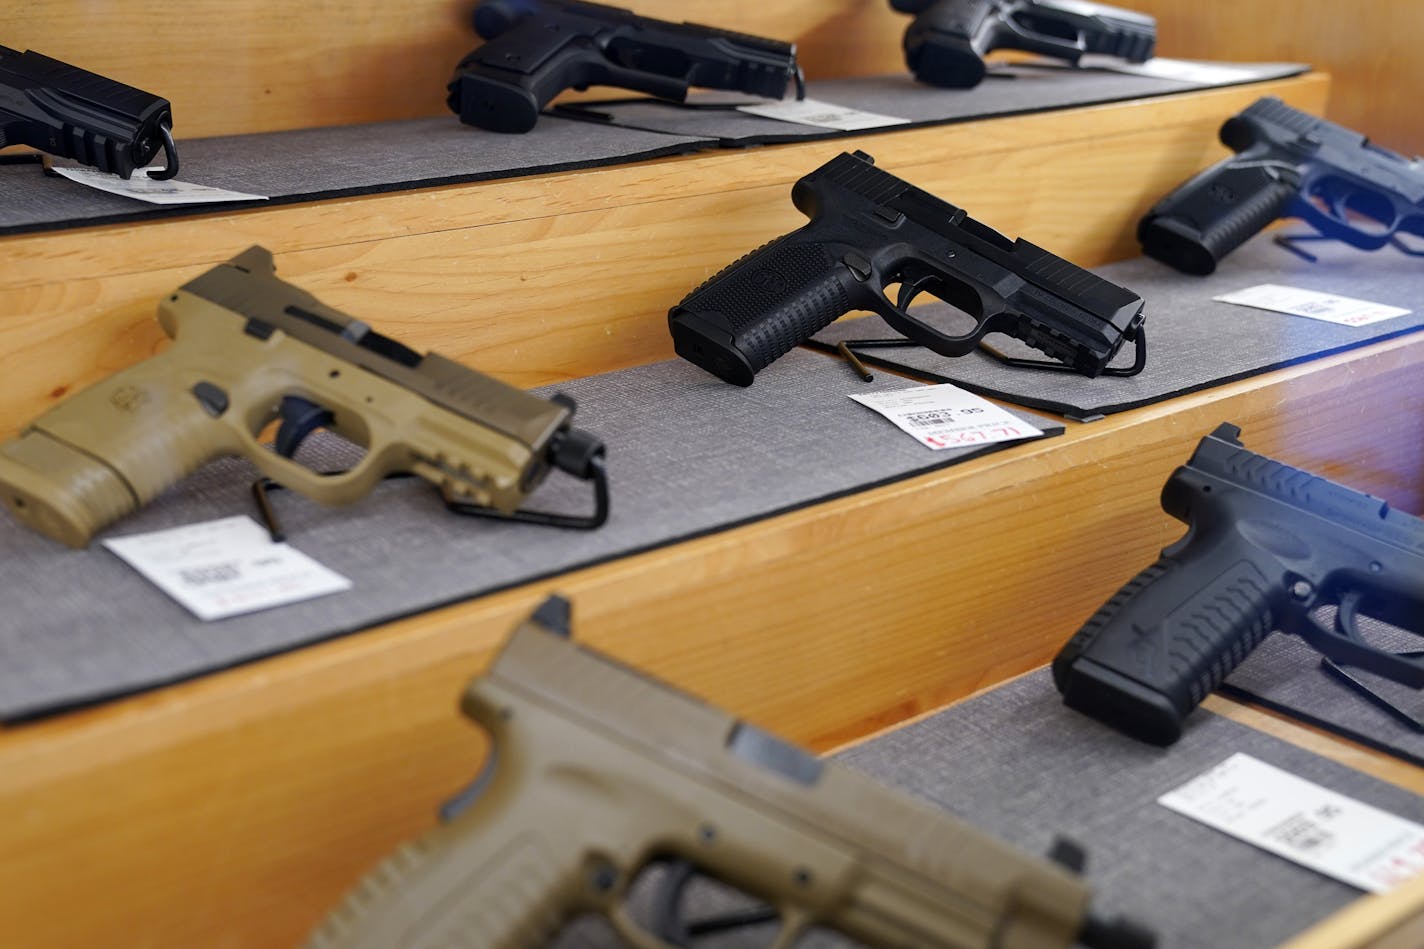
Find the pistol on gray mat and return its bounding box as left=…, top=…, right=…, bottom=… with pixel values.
left=890, top=0, right=1156, bottom=89
left=448, top=0, right=803, bottom=133
left=1140, top=96, right=1424, bottom=274
left=670, top=150, right=1146, bottom=386
left=0, top=45, right=179, bottom=179
left=306, top=595, right=1155, bottom=949
left=0, top=246, right=609, bottom=548
left=1054, top=422, right=1424, bottom=745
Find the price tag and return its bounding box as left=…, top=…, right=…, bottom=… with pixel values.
left=849, top=384, right=1042, bottom=450
left=737, top=97, right=910, bottom=131
left=1159, top=753, right=1424, bottom=893
left=49, top=164, right=268, bottom=205
left=1214, top=284, right=1411, bottom=327
left=103, top=516, right=351, bottom=621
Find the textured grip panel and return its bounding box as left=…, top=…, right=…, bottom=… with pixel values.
left=670, top=236, right=852, bottom=385
left=1080, top=20, right=1157, bottom=61
left=306, top=830, right=569, bottom=949
left=1139, top=160, right=1298, bottom=274
left=902, top=0, right=996, bottom=87
left=1054, top=553, right=1274, bottom=744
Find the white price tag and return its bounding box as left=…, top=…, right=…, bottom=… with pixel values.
left=1214, top=284, right=1411, bottom=327
left=1096, top=57, right=1264, bottom=84
left=737, top=97, right=910, bottom=131
left=50, top=164, right=268, bottom=205
left=849, top=384, right=1042, bottom=450
left=103, top=516, right=351, bottom=621
left=1159, top=753, right=1424, bottom=893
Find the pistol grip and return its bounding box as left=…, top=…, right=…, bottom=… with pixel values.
left=902, top=0, right=999, bottom=88
left=669, top=232, right=862, bottom=385
left=0, top=349, right=238, bottom=547
left=1053, top=538, right=1277, bottom=744
left=1139, top=155, right=1299, bottom=274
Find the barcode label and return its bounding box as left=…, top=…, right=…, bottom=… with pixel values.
left=104, top=516, right=350, bottom=621
left=848, top=384, right=1041, bottom=451
left=1214, top=284, right=1410, bottom=326
left=737, top=97, right=910, bottom=131
left=1159, top=753, right=1424, bottom=893
left=902, top=407, right=984, bottom=428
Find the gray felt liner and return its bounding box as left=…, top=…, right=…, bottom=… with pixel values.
left=0, top=350, right=1061, bottom=721
left=1, top=62, right=1306, bottom=237
left=811, top=230, right=1424, bottom=420
left=0, top=115, right=712, bottom=235
left=554, top=62, right=1307, bottom=145
left=553, top=669, right=1421, bottom=948
left=1224, top=617, right=1424, bottom=768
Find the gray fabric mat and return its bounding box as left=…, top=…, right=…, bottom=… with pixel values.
left=553, top=62, right=1307, bottom=145
left=812, top=230, right=1424, bottom=420
left=1, top=62, right=1306, bottom=237
left=0, top=115, right=712, bottom=235
left=553, top=669, right=1421, bottom=948
left=1224, top=617, right=1424, bottom=767
left=0, top=350, right=1060, bottom=720
left=831, top=669, right=1424, bottom=949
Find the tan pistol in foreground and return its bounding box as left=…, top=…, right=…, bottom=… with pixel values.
left=0, top=247, right=607, bottom=547
left=307, top=597, right=1154, bottom=949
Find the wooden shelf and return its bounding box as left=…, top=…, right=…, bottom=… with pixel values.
left=2, top=59, right=1421, bottom=948
left=0, top=74, right=1327, bottom=440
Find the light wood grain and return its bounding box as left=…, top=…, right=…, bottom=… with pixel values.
left=1281, top=872, right=1424, bottom=949
left=1, top=327, right=1420, bottom=948
left=1203, top=696, right=1424, bottom=796
left=6, top=1, right=1418, bottom=148
left=1129, top=0, right=1424, bottom=150
left=0, top=1, right=873, bottom=138
left=0, top=75, right=1328, bottom=442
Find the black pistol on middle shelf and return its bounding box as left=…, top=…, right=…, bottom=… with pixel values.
left=669, top=151, right=1146, bottom=387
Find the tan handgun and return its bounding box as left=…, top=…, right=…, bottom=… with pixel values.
left=0, top=247, right=606, bottom=547
left=307, top=597, right=1154, bottom=949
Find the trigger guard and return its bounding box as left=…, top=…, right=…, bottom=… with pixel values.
left=608, top=902, right=682, bottom=949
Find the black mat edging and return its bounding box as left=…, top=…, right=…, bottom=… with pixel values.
left=554, top=63, right=1310, bottom=147
left=2, top=350, right=1059, bottom=721
left=1218, top=682, right=1424, bottom=770
left=808, top=319, right=1424, bottom=420
left=0, top=138, right=706, bottom=238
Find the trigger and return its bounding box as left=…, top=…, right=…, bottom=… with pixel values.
left=895, top=273, right=939, bottom=310
left=1334, top=590, right=1366, bottom=641
left=274, top=396, right=334, bottom=459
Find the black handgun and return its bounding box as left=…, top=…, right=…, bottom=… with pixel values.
left=889, top=0, right=1156, bottom=89
left=447, top=0, right=803, bottom=134
left=669, top=150, right=1146, bottom=386
left=1053, top=423, right=1424, bottom=746
left=1139, top=97, right=1424, bottom=274
left=0, top=45, right=178, bottom=179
